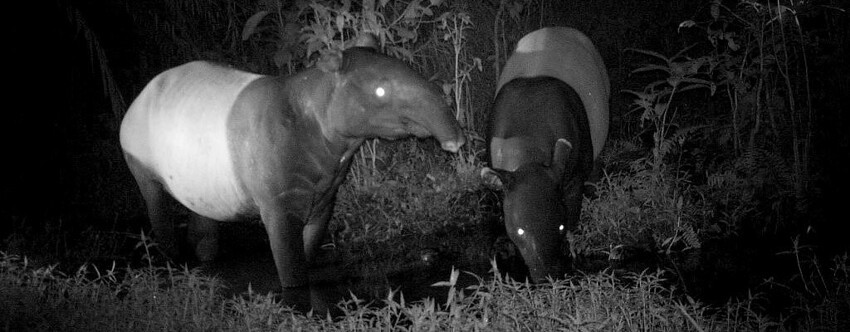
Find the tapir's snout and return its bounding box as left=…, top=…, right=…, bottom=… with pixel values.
left=414, top=94, right=465, bottom=154
left=440, top=135, right=465, bottom=153
left=509, top=220, right=570, bottom=284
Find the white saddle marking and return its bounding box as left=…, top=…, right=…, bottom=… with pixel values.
left=120, top=61, right=263, bottom=220
left=496, top=27, right=610, bottom=159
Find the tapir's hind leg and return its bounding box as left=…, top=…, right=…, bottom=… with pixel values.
left=188, top=215, right=220, bottom=261
left=124, top=154, right=179, bottom=258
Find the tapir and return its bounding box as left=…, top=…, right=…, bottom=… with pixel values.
left=481, top=27, right=609, bottom=282
left=119, top=37, right=465, bottom=297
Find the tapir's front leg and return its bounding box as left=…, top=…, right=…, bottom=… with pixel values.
left=260, top=204, right=308, bottom=288
left=259, top=199, right=330, bottom=313
left=302, top=196, right=336, bottom=264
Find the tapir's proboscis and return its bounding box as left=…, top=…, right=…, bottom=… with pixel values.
left=481, top=27, right=609, bottom=282
left=119, top=36, right=465, bottom=310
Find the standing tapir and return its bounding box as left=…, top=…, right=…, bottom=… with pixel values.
left=481, top=27, right=609, bottom=282
left=119, top=37, right=465, bottom=301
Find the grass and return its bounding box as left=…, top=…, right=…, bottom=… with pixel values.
left=3, top=251, right=846, bottom=331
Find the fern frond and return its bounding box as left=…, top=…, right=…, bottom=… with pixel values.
left=681, top=223, right=701, bottom=249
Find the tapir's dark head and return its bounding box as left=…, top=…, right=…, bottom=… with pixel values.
left=316, top=36, right=465, bottom=153
left=481, top=139, right=574, bottom=282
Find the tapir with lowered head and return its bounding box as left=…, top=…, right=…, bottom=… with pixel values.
left=481, top=27, right=609, bottom=282
left=119, top=36, right=465, bottom=307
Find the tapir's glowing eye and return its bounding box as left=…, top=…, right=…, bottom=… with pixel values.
left=558, top=225, right=565, bottom=231
left=375, top=87, right=386, bottom=97
left=517, top=228, right=525, bottom=236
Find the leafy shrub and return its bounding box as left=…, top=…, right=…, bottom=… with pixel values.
left=577, top=159, right=706, bottom=259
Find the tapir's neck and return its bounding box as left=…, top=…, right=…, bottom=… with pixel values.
left=281, top=69, right=364, bottom=160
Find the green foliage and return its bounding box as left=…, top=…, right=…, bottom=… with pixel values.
left=335, top=139, right=484, bottom=228
left=578, top=159, right=707, bottom=258
left=695, top=146, right=800, bottom=234
left=619, top=0, right=844, bottom=240
left=578, top=141, right=802, bottom=260
left=492, top=0, right=552, bottom=81
left=241, top=0, right=446, bottom=70
left=623, top=46, right=717, bottom=170
left=675, top=0, right=831, bottom=196
left=239, top=4, right=303, bottom=73
left=435, top=9, right=483, bottom=168
left=436, top=10, right=482, bottom=130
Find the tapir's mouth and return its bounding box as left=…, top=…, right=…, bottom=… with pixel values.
left=404, top=115, right=466, bottom=153
left=429, top=127, right=465, bottom=153
left=528, top=261, right=568, bottom=283
left=433, top=124, right=465, bottom=152
left=518, top=244, right=569, bottom=283
left=440, top=139, right=463, bottom=153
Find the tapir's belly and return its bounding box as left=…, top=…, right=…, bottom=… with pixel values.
left=120, top=61, right=263, bottom=220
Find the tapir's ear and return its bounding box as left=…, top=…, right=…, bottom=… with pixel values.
left=481, top=167, right=513, bottom=189
left=354, top=33, right=379, bottom=50
left=551, top=138, right=573, bottom=179
left=317, top=49, right=343, bottom=73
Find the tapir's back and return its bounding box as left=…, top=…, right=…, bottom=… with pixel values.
left=489, top=77, right=585, bottom=172
left=496, top=27, right=609, bottom=159
left=119, top=61, right=263, bottom=220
